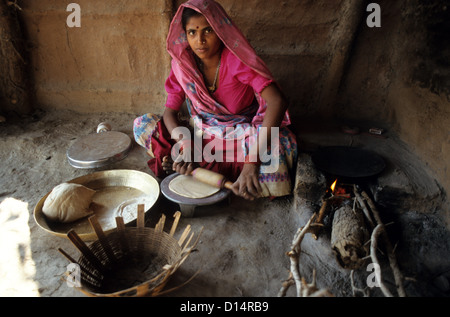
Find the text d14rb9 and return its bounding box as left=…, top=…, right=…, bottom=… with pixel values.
left=223, top=301, right=269, bottom=312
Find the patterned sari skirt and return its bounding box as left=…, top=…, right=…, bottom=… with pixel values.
left=133, top=113, right=298, bottom=197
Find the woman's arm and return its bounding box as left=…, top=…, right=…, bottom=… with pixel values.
left=259, top=83, right=288, bottom=149
left=163, top=107, right=196, bottom=175
left=231, top=83, right=288, bottom=200
left=162, top=107, right=181, bottom=141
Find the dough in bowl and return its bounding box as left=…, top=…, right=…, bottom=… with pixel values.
left=42, top=183, right=96, bottom=223
left=169, top=175, right=219, bottom=199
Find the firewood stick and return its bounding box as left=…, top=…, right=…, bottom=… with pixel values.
left=279, top=214, right=332, bottom=297
left=278, top=215, right=313, bottom=296
left=353, top=185, right=375, bottom=228
left=301, top=270, right=317, bottom=297
left=315, top=199, right=328, bottom=224
left=311, top=199, right=328, bottom=239
left=287, top=227, right=308, bottom=296
left=361, top=190, right=406, bottom=297
left=370, top=224, right=394, bottom=297
left=291, top=214, right=315, bottom=250
left=308, top=289, right=334, bottom=297
left=278, top=273, right=294, bottom=297
left=290, top=249, right=302, bottom=296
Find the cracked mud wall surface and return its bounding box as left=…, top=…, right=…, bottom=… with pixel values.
left=19, top=1, right=173, bottom=114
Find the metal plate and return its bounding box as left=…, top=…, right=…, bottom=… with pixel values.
left=67, top=131, right=132, bottom=169
left=34, top=169, right=160, bottom=241
left=312, top=146, right=386, bottom=179
left=161, top=173, right=231, bottom=216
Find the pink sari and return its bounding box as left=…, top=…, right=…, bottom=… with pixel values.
left=134, top=0, right=298, bottom=197
left=167, top=0, right=291, bottom=138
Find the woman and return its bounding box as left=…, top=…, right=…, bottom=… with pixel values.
left=134, top=0, right=297, bottom=200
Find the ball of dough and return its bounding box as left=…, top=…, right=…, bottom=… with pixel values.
left=42, top=183, right=96, bottom=223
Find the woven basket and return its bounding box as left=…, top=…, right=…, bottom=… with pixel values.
left=59, top=205, right=202, bottom=297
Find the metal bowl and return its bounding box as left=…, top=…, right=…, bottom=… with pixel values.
left=34, top=169, right=160, bottom=241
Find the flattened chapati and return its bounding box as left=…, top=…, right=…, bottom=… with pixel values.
left=169, top=175, right=220, bottom=198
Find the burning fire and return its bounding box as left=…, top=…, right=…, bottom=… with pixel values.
left=329, top=179, right=351, bottom=198
left=330, top=179, right=337, bottom=193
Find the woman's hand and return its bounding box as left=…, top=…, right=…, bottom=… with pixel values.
left=231, top=163, right=262, bottom=200
left=230, top=84, right=285, bottom=200
left=172, top=141, right=196, bottom=175
left=173, top=160, right=195, bottom=175
left=163, top=108, right=197, bottom=176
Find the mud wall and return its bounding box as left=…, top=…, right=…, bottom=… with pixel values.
left=336, top=0, right=450, bottom=201
left=19, top=0, right=173, bottom=113
left=18, top=0, right=362, bottom=117
left=9, top=1, right=450, bottom=200
left=0, top=1, right=33, bottom=115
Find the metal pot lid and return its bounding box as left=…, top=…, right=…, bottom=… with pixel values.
left=67, top=131, right=132, bottom=169
left=312, top=146, right=386, bottom=179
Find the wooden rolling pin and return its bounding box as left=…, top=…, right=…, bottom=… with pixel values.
left=191, top=168, right=234, bottom=190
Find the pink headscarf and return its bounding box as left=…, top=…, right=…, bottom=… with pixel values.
left=166, top=0, right=291, bottom=139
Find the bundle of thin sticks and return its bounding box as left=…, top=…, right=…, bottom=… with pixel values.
left=277, top=214, right=333, bottom=297
left=353, top=185, right=406, bottom=297
left=278, top=185, right=407, bottom=297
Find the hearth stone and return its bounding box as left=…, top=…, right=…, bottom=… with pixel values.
left=369, top=167, right=415, bottom=211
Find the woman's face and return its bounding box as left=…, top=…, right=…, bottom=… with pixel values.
left=185, top=14, right=222, bottom=61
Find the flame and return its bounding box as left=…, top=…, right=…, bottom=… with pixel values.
left=330, top=179, right=337, bottom=193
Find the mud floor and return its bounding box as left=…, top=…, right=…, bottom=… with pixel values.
left=0, top=109, right=449, bottom=297
left=0, top=109, right=301, bottom=297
